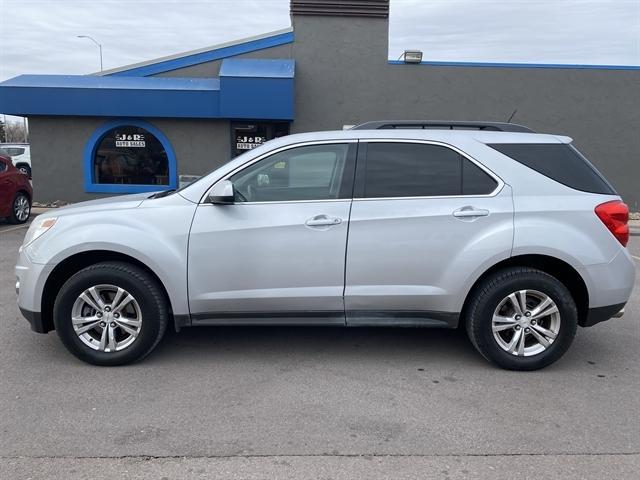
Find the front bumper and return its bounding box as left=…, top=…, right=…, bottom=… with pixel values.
left=15, top=246, right=54, bottom=333
left=19, top=307, right=50, bottom=333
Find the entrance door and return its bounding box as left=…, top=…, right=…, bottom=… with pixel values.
left=188, top=141, right=357, bottom=324
left=231, top=121, right=290, bottom=157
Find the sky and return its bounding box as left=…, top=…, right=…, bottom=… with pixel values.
left=0, top=0, right=638, bottom=86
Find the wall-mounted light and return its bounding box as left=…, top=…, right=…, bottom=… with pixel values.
left=401, top=50, right=423, bottom=64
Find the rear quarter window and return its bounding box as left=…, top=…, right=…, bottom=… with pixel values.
left=5, top=147, right=25, bottom=156
left=488, top=143, right=615, bottom=195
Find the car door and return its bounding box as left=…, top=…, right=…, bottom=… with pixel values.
left=188, top=141, right=357, bottom=324
left=0, top=159, right=13, bottom=214
left=345, top=140, right=513, bottom=326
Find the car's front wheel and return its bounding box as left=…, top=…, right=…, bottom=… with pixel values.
left=54, top=262, right=168, bottom=365
left=465, top=267, right=578, bottom=370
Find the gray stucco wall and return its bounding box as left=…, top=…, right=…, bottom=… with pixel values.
left=25, top=14, right=640, bottom=207
left=29, top=117, right=230, bottom=203
left=289, top=15, right=640, bottom=208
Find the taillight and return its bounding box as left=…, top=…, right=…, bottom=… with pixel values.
left=595, top=200, right=629, bottom=247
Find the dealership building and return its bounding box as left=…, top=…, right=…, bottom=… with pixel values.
left=0, top=0, right=638, bottom=207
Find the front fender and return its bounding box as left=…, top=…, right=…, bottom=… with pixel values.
left=25, top=196, right=196, bottom=316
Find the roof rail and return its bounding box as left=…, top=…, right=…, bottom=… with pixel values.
left=351, top=120, right=535, bottom=133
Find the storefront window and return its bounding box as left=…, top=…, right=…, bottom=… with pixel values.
left=93, top=126, right=169, bottom=185
left=231, top=122, right=290, bottom=157
left=84, top=120, right=177, bottom=194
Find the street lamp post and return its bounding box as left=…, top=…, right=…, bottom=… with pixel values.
left=77, top=35, right=103, bottom=72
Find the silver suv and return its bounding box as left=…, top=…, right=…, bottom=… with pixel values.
left=15, top=122, right=635, bottom=369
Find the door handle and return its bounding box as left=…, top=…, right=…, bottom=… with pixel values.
left=453, top=206, right=490, bottom=218
left=305, top=215, right=342, bottom=227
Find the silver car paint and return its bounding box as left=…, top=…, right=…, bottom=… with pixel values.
left=17, top=193, right=196, bottom=316
left=345, top=186, right=514, bottom=316
left=15, top=129, right=635, bottom=324
left=188, top=199, right=351, bottom=318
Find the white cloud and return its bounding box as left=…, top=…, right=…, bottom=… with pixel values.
left=0, top=0, right=291, bottom=80
left=0, top=0, right=638, bottom=86
left=389, top=0, right=640, bottom=65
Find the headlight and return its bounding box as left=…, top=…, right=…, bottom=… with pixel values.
left=23, top=217, right=58, bottom=247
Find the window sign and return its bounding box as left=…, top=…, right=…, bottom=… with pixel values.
left=93, top=126, right=168, bottom=185
left=115, top=132, right=146, bottom=148
left=231, top=122, right=290, bottom=157
left=236, top=135, right=266, bottom=151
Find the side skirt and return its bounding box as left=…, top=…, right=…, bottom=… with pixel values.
left=191, top=311, right=346, bottom=326
left=183, top=310, right=460, bottom=328
left=346, top=310, right=459, bottom=328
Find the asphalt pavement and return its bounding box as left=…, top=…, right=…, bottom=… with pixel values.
left=1, top=219, right=638, bottom=479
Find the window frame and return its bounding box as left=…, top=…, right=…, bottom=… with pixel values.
left=203, top=140, right=358, bottom=205
left=83, top=119, right=178, bottom=194
left=354, top=139, right=503, bottom=200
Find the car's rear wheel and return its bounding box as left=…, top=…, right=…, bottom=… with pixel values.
left=465, top=267, right=578, bottom=370
left=54, top=262, right=168, bottom=366
left=8, top=192, right=30, bottom=224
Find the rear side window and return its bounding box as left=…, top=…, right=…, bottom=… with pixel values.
left=462, top=159, right=499, bottom=195
left=362, top=142, right=498, bottom=198
left=4, top=147, right=25, bottom=156
left=488, top=143, right=615, bottom=194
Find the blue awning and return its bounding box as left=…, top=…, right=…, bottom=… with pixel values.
left=0, top=59, right=294, bottom=120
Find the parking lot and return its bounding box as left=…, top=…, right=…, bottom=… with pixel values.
left=1, top=218, right=639, bottom=479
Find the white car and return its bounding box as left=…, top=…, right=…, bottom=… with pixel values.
left=1, top=143, right=31, bottom=178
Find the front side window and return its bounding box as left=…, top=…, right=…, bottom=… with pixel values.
left=363, top=142, right=498, bottom=198
left=93, top=126, right=169, bottom=186
left=230, top=144, right=352, bottom=202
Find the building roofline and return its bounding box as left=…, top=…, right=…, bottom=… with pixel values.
left=98, top=27, right=294, bottom=77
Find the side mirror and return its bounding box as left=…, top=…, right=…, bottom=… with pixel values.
left=207, top=180, right=235, bottom=204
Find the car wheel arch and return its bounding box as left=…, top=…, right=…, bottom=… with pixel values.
left=16, top=189, right=32, bottom=203
left=40, top=250, right=175, bottom=333
left=460, top=254, right=589, bottom=327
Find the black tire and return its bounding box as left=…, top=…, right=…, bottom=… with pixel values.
left=8, top=191, right=31, bottom=224
left=465, top=267, right=578, bottom=371
left=54, top=261, right=169, bottom=366
left=17, top=163, right=31, bottom=178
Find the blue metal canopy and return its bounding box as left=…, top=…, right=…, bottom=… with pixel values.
left=0, top=59, right=295, bottom=120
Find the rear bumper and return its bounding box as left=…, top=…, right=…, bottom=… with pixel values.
left=580, top=302, right=626, bottom=327
left=580, top=249, right=635, bottom=310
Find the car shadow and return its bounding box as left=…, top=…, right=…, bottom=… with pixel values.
left=147, top=324, right=483, bottom=368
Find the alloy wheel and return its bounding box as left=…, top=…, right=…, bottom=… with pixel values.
left=491, top=289, right=561, bottom=357
left=14, top=195, right=30, bottom=222
left=71, top=284, right=143, bottom=352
